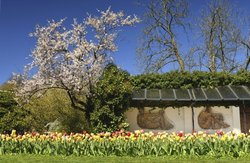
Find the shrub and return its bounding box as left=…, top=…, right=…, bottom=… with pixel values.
left=0, top=89, right=30, bottom=133
left=131, top=70, right=250, bottom=89
left=90, top=64, right=133, bottom=132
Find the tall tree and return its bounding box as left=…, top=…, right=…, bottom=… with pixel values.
left=198, top=0, right=241, bottom=72
left=240, top=27, right=250, bottom=71
left=12, top=8, right=139, bottom=129
left=137, top=0, right=188, bottom=73
left=241, top=43, right=250, bottom=71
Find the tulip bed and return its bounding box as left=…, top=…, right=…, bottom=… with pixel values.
left=0, top=130, right=250, bottom=158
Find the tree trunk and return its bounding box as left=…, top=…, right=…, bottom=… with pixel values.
left=171, top=37, right=185, bottom=72
left=208, top=11, right=216, bottom=72
left=67, top=91, right=93, bottom=131
left=245, top=56, right=250, bottom=70
left=218, top=14, right=226, bottom=71
left=85, top=95, right=94, bottom=131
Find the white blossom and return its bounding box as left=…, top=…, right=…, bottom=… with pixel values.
left=13, top=8, right=139, bottom=104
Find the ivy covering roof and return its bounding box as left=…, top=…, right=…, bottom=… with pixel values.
left=132, top=86, right=250, bottom=101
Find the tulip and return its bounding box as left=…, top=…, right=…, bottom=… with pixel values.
left=178, top=131, right=184, bottom=137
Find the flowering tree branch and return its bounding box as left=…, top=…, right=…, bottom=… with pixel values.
left=12, top=8, right=140, bottom=111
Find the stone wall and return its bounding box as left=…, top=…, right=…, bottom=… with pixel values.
left=125, top=106, right=241, bottom=133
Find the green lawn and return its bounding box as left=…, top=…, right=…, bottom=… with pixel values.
left=1, top=155, right=250, bottom=163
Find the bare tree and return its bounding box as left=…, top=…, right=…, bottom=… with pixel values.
left=241, top=41, right=250, bottom=70
left=198, top=0, right=241, bottom=72
left=240, top=27, right=250, bottom=71
left=137, top=0, right=188, bottom=73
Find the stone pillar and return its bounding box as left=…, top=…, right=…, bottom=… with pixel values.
left=231, top=106, right=241, bottom=132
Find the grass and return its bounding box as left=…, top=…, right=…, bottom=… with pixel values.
left=1, top=155, right=250, bottom=163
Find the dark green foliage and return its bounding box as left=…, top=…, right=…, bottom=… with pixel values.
left=90, top=64, right=133, bottom=132
left=0, top=91, right=16, bottom=114
left=131, top=70, right=250, bottom=89
left=0, top=91, right=30, bottom=133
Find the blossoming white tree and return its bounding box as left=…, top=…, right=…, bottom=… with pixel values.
left=13, top=8, right=139, bottom=126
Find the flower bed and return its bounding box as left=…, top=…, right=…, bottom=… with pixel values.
left=0, top=130, right=249, bottom=157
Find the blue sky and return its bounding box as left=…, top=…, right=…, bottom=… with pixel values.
left=0, top=0, right=249, bottom=84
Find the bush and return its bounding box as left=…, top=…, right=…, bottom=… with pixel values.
left=131, top=70, right=250, bottom=89
left=90, top=64, right=133, bottom=132
left=0, top=89, right=30, bottom=133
